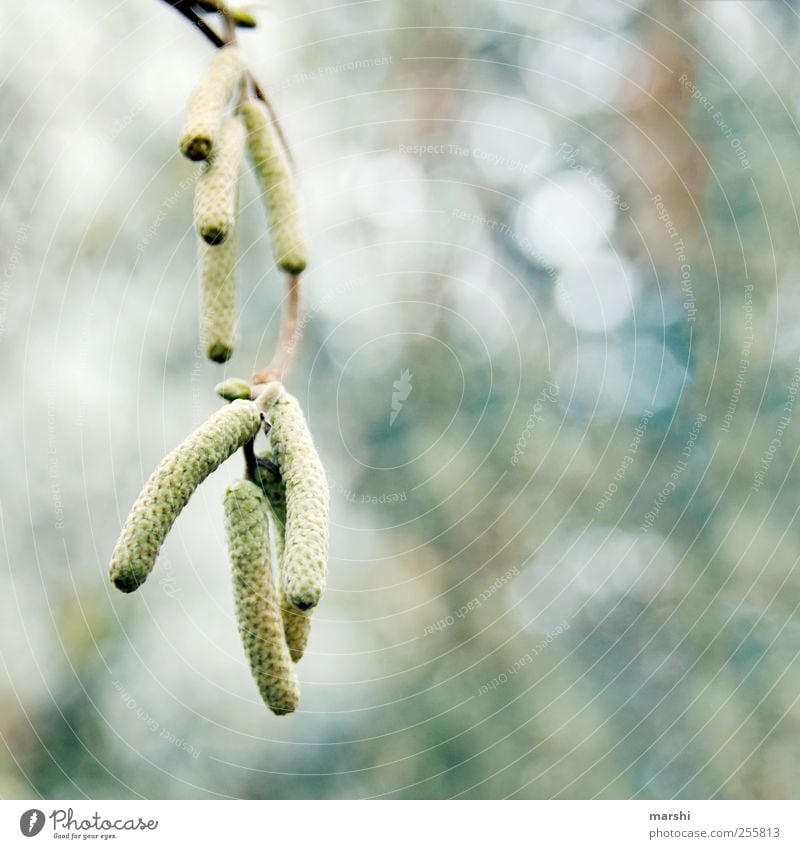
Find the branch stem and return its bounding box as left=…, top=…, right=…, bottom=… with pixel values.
left=251, top=274, right=302, bottom=387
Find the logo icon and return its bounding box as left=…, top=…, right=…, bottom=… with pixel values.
left=390, top=369, right=413, bottom=426
left=19, top=809, right=45, bottom=837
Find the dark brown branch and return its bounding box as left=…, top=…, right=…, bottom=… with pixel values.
left=160, top=0, right=226, bottom=46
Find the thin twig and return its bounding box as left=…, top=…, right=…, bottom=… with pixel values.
left=251, top=273, right=302, bottom=386
left=161, top=0, right=226, bottom=46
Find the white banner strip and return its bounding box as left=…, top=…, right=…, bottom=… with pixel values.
left=1, top=800, right=799, bottom=848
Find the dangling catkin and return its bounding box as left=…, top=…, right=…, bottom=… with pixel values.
left=109, top=400, right=262, bottom=593
left=199, top=222, right=238, bottom=363
left=241, top=100, right=309, bottom=274
left=268, top=392, right=328, bottom=611
left=224, top=479, right=300, bottom=715
left=179, top=46, right=242, bottom=161
left=194, top=116, right=245, bottom=245
left=253, top=451, right=312, bottom=662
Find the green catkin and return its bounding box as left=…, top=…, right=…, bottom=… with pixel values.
left=252, top=451, right=312, bottom=662
left=199, top=221, right=238, bottom=363
left=268, top=393, right=329, bottom=611
left=194, top=116, right=245, bottom=245
left=179, top=46, right=243, bottom=161
left=224, top=480, right=300, bottom=715
left=109, top=400, right=262, bottom=593
left=241, top=100, right=309, bottom=274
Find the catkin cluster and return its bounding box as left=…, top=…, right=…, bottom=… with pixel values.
left=221, top=385, right=327, bottom=703
left=111, top=11, right=326, bottom=718
left=178, top=44, right=309, bottom=363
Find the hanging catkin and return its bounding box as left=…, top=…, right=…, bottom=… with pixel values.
left=253, top=451, right=312, bottom=662
left=194, top=116, right=245, bottom=245
left=224, top=479, right=300, bottom=715
left=109, top=400, right=262, bottom=593
left=241, top=100, right=308, bottom=274
left=179, top=46, right=243, bottom=161
left=268, top=392, right=329, bottom=611
left=199, top=221, right=238, bottom=363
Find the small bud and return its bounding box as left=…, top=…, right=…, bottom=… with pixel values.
left=109, top=400, right=262, bottom=593
left=194, top=1, right=257, bottom=27
left=215, top=377, right=252, bottom=402
left=194, top=117, right=245, bottom=245
left=230, top=9, right=257, bottom=28
left=179, top=46, right=243, bottom=161
left=224, top=479, right=300, bottom=715
left=252, top=380, right=283, bottom=415
left=199, top=224, right=238, bottom=363
left=241, top=101, right=308, bottom=274
left=267, top=393, right=328, bottom=611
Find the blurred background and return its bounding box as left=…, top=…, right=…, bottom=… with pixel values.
left=2, top=0, right=800, bottom=799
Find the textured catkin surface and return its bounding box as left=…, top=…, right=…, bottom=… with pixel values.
left=179, top=46, right=242, bottom=161
left=224, top=480, right=300, bottom=715
left=241, top=101, right=308, bottom=274
left=194, top=116, right=245, bottom=245
left=281, top=592, right=313, bottom=663
left=254, top=458, right=312, bottom=662
left=109, top=400, right=262, bottom=593
left=268, top=393, right=329, bottom=611
left=199, top=223, right=238, bottom=362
